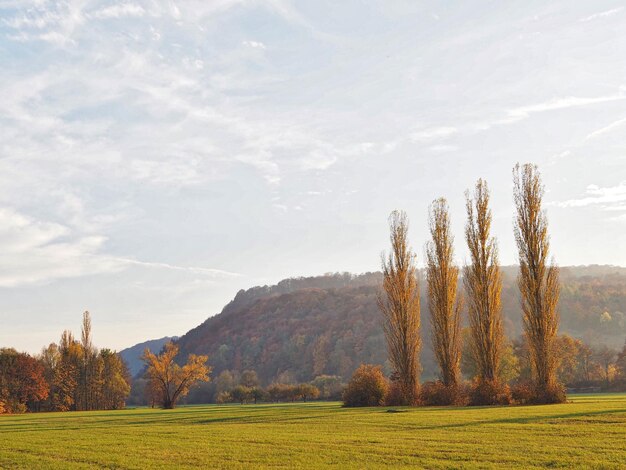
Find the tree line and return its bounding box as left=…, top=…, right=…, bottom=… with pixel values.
left=0, top=312, right=131, bottom=413
left=374, top=163, right=566, bottom=406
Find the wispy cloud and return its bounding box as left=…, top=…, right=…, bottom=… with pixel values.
left=112, top=258, right=239, bottom=277
left=556, top=182, right=626, bottom=208
left=584, top=117, right=626, bottom=141
left=410, top=126, right=458, bottom=142
left=579, top=7, right=623, bottom=23
left=90, top=3, right=146, bottom=20
left=242, top=40, right=266, bottom=49
left=505, top=91, right=626, bottom=121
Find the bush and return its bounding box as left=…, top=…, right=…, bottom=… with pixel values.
left=510, top=381, right=534, bottom=405
left=384, top=380, right=408, bottom=406
left=511, top=381, right=566, bottom=405
left=532, top=383, right=567, bottom=404
left=420, top=381, right=468, bottom=406
left=342, top=364, right=388, bottom=407
left=468, top=379, right=512, bottom=406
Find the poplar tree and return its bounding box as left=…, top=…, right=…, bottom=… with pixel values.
left=426, top=198, right=462, bottom=388
left=513, top=163, right=563, bottom=403
left=378, top=210, right=421, bottom=405
left=464, top=180, right=503, bottom=383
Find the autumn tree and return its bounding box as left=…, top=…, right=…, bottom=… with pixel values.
left=378, top=210, right=421, bottom=405
left=513, top=163, right=564, bottom=403
left=463, top=180, right=507, bottom=403
left=142, top=342, right=211, bottom=409
left=53, top=330, right=81, bottom=411
left=426, top=198, right=462, bottom=390
left=100, top=349, right=131, bottom=410
left=0, top=349, right=49, bottom=413
left=593, top=346, right=617, bottom=388
left=78, top=311, right=101, bottom=411
left=295, top=383, right=320, bottom=402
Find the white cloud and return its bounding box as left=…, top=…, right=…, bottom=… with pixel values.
left=242, top=40, right=266, bottom=49
left=579, top=8, right=623, bottom=23
left=0, top=208, right=121, bottom=287
left=90, top=3, right=145, bottom=20
left=584, top=117, right=626, bottom=141
left=0, top=206, right=238, bottom=287
left=556, top=182, right=626, bottom=208
left=429, top=144, right=458, bottom=152
left=506, top=92, right=626, bottom=121
left=410, top=126, right=458, bottom=142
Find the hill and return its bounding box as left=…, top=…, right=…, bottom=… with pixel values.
left=173, top=267, right=626, bottom=386
left=119, top=336, right=178, bottom=376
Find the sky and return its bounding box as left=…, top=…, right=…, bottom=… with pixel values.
left=1, top=0, right=625, bottom=353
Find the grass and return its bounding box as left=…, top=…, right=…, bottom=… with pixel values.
left=1, top=394, right=626, bottom=469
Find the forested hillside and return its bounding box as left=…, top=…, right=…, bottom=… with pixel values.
left=172, top=267, right=626, bottom=386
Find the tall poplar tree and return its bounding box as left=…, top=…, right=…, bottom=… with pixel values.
left=378, top=210, right=421, bottom=405
left=426, top=198, right=462, bottom=388
left=513, top=163, right=563, bottom=403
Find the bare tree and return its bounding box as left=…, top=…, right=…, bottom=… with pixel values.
left=513, top=163, right=563, bottom=402
left=426, top=198, right=462, bottom=388
left=464, top=180, right=503, bottom=383
left=378, top=210, right=421, bottom=405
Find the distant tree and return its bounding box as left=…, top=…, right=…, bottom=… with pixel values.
left=616, top=341, right=626, bottom=382
left=513, top=163, right=563, bottom=403
left=593, top=346, right=618, bottom=387
left=215, top=390, right=232, bottom=404
left=312, top=375, right=343, bottom=400
left=215, top=370, right=236, bottom=394
left=295, top=383, right=320, bottom=402
left=554, top=335, right=585, bottom=385
left=267, top=383, right=292, bottom=402
left=342, top=364, right=388, bottom=407
left=230, top=385, right=252, bottom=404
left=378, top=210, right=421, bottom=405
left=250, top=387, right=266, bottom=404
left=142, top=342, right=211, bottom=409
left=240, top=370, right=259, bottom=388
left=464, top=180, right=504, bottom=389
left=462, top=330, right=519, bottom=384
left=426, top=198, right=462, bottom=389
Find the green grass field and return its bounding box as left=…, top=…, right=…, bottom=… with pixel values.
left=1, top=394, right=626, bottom=469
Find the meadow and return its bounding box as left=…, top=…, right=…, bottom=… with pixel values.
left=1, top=394, right=625, bottom=469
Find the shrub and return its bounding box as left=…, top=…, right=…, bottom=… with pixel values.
left=420, top=381, right=468, bottom=406
left=468, top=379, right=512, bottom=406
left=510, top=381, right=534, bottom=405
left=384, top=380, right=406, bottom=406
left=511, top=381, right=566, bottom=405
left=532, top=382, right=566, bottom=404
left=342, top=364, right=388, bottom=407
